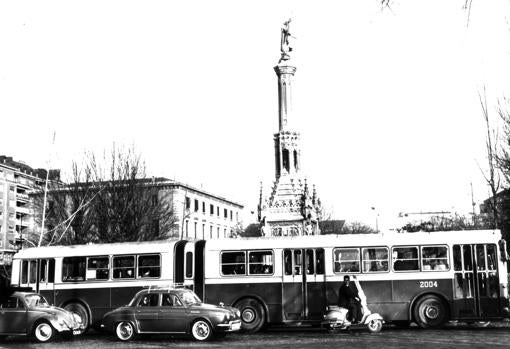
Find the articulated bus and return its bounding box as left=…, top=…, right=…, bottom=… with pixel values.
left=10, top=230, right=510, bottom=331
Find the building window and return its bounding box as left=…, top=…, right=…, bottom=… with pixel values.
left=194, top=222, right=197, bottom=238
left=202, top=202, right=206, bottom=214
left=202, top=224, right=205, bottom=239
left=210, top=204, right=214, bottom=215
left=236, top=212, right=239, bottom=222
left=230, top=210, right=233, bottom=221
left=210, top=225, right=213, bottom=239
left=224, top=208, right=228, bottom=219
left=185, top=252, right=193, bottom=278
left=185, top=220, right=189, bottom=238
left=217, top=206, right=220, bottom=216
left=152, top=219, right=159, bottom=235
left=224, top=228, right=227, bottom=237
left=185, top=197, right=190, bottom=210
left=217, top=226, right=220, bottom=238
left=151, top=194, right=158, bottom=207
left=194, top=199, right=199, bottom=212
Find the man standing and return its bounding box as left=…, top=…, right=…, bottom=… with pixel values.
left=338, top=275, right=361, bottom=323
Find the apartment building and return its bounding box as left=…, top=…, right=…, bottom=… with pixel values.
left=0, top=156, right=60, bottom=266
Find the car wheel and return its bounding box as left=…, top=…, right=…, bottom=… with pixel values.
left=234, top=298, right=266, bottom=333
left=64, top=302, right=89, bottom=332
left=191, top=319, right=212, bottom=341
left=367, top=319, right=383, bottom=333
left=115, top=321, right=136, bottom=341
left=413, top=295, right=448, bottom=328
left=33, top=321, right=54, bottom=343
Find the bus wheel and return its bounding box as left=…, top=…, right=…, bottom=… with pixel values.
left=64, top=302, right=89, bottom=331
left=413, top=295, right=448, bottom=328
left=235, top=298, right=266, bottom=333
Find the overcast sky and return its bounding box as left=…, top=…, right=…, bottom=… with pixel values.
left=1, top=1, right=509, bottom=229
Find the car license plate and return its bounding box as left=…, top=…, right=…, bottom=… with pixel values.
left=232, top=322, right=241, bottom=331
left=73, top=330, right=82, bottom=335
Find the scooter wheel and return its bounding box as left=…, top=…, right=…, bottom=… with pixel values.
left=327, top=326, right=341, bottom=334
left=367, top=319, right=383, bottom=333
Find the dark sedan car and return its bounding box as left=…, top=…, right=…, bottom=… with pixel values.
left=101, top=287, right=241, bottom=341
left=0, top=291, right=84, bottom=342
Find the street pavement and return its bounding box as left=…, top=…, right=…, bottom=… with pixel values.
left=1, top=323, right=510, bottom=348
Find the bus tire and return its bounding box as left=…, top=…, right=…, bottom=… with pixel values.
left=64, top=302, right=89, bottom=332
left=412, top=295, right=448, bottom=328
left=234, top=298, right=266, bottom=333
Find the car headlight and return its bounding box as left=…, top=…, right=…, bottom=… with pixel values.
left=235, top=309, right=241, bottom=317
left=216, top=313, right=228, bottom=322
left=72, top=313, right=82, bottom=324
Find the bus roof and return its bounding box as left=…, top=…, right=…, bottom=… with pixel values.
left=13, top=239, right=180, bottom=259
left=204, top=229, right=502, bottom=250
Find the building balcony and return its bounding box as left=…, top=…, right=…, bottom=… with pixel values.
left=16, top=206, right=30, bottom=215
left=15, top=219, right=29, bottom=227
left=16, top=193, right=29, bottom=201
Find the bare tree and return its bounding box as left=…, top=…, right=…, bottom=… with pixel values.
left=341, top=222, right=377, bottom=234
left=87, top=145, right=178, bottom=243
left=32, top=145, right=178, bottom=245
left=479, top=88, right=501, bottom=229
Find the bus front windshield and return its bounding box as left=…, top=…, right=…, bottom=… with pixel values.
left=25, top=294, right=50, bottom=308
left=179, top=290, right=201, bottom=306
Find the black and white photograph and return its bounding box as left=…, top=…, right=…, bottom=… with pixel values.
left=1, top=1, right=510, bottom=348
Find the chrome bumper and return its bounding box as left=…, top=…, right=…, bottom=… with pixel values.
left=216, top=320, right=242, bottom=332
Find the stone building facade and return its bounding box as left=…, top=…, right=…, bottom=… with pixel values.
left=0, top=156, right=60, bottom=266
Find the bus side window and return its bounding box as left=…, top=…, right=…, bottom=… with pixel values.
left=306, top=250, right=314, bottom=275
left=316, top=249, right=324, bottom=275
left=62, top=257, right=86, bottom=282
left=293, top=250, right=302, bottom=275
left=48, top=259, right=55, bottom=283
left=21, top=260, right=28, bottom=284
left=185, top=252, right=193, bottom=278
left=40, top=259, right=47, bottom=283
left=284, top=250, right=292, bottom=276
left=392, top=247, right=419, bottom=272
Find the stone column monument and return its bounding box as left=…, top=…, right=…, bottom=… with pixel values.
left=258, top=19, right=322, bottom=237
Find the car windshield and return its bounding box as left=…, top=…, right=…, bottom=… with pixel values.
left=24, top=294, right=49, bottom=308
left=179, top=290, right=201, bottom=306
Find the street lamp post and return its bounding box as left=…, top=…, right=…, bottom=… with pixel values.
left=371, top=207, right=379, bottom=233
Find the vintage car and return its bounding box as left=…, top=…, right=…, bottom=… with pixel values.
left=0, top=291, right=84, bottom=342
left=101, top=286, right=241, bottom=341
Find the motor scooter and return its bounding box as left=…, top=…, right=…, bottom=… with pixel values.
left=322, top=277, right=384, bottom=333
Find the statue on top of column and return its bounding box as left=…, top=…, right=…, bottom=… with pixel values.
left=279, top=19, right=293, bottom=63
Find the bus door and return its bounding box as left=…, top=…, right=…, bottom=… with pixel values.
left=453, top=244, right=500, bottom=319
left=282, top=248, right=325, bottom=321
left=174, top=240, right=187, bottom=285
left=183, top=242, right=194, bottom=289
left=37, top=259, right=56, bottom=304
left=194, top=240, right=206, bottom=301
left=282, top=249, right=304, bottom=320
left=304, top=248, right=326, bottom=320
